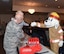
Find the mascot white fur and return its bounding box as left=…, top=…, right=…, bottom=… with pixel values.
left=31, top=12, right=63, bottom=54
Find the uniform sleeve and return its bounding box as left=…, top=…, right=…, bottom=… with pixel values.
left=5, top=21, right=14, bottom=32
left=23, top=21, right=29, bottom=26
left=58, top=26, right=63, bottom=40
left=5, top=21, right=17, bottom=33
left=17, top=30, right=25, bottom=38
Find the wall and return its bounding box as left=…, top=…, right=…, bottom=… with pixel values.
left=0, top=13, right=64, bottom=24
left=24, top=13, right=48, bottom=23
left=0, top=14, right=13, bottom=24
left=0, top=13, right=48, bottom=24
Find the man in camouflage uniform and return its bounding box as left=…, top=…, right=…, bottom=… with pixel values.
left=3, top=11, right=29, bottom=54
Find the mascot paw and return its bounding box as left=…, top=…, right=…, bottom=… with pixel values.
left=58, top=40, right=63, bottom=47
left=31, top=22, right=36, bottom=27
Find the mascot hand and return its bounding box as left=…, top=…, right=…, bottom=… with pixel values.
left=31, top=22, right=37, bottom=27
left=58, top=40, right=63, bottom=47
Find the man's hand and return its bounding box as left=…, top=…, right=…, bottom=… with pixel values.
left=31, top=22, right=37, bottom=27
left=58, top=40, right=63, bottom=47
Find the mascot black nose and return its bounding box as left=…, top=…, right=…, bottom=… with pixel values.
left=45, top=20, right=47, bottom=22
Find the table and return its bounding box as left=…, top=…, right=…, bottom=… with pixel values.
left=19, top=43, right=55, bottom=54
left=36, top=44, right=55, bottom=54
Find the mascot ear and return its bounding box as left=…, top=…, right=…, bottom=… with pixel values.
left=55, top=23, right=59, bottom=29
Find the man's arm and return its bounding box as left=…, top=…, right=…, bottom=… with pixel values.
left=23, top=21, right=29, bottom=26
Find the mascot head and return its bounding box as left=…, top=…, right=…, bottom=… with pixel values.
left=44, top=12, right=60, bottom=29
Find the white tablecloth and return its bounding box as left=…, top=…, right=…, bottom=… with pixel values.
left=36, top=44, right=55, bottom=54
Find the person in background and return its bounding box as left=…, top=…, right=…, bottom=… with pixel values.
left=3, top=11, right=29, bottom=54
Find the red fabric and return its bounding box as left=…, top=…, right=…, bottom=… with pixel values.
left=19, top=45, right=35, bottom=54
left=28, top=37, right=39, bottom=45
left=19, top=37, right=42, bottom=54
left=50, top=15, right=60, bottom=20
left=30, top=44, right=42, bottom=52
left=19, top=45, right=42, bottom=54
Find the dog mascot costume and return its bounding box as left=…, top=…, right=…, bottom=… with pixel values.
left=31, top=12, right=63, bottom=54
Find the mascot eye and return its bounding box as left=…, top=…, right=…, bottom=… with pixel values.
left=51, top=19, right=53, bottom=21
